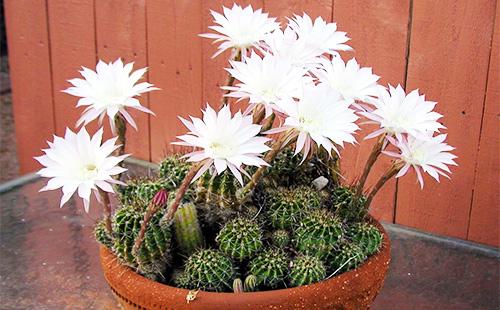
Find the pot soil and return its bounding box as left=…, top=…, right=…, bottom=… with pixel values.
left=100, top=220, right=390, bottom=310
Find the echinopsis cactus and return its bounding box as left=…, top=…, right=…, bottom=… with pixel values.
left=347, top=222, right=383, bottom=256
left=249, top=248, right=289, bottom=288
left=159, top=155, right=192, bottom=189
left=216, top=217, right=263, bottom=261
left=289, top=255, right=327, bottom=287
left=331, top=186, right=368, bottom=222
left=173, top=203, right=204, bottom=256
left=184, top=249, right=235, bottom=292
left=270, top=229, right=290, bottom=248
left=329, top=242, right=367, bottom=273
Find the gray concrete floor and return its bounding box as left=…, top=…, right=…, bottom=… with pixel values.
left=0, top=176, right=498, bottom=310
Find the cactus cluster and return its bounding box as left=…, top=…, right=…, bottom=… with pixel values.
left=183, top=249, right=235, bottom=292
left=289, top=255, right=326, bottom=287
left=216, top=217, right=263, bottom=261
left=249, top=248, right=289, bottom=288
left=94, top=220, right=113, bottom=248
left=331, top=186, right=368, bottom=222
left=347, top=222, right=383, bottom=256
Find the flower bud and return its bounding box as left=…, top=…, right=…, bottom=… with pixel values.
left=152, top=189, right=169, bottom=207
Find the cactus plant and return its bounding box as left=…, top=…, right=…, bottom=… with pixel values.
left=329, top=242, right=366, bottom=273
left=112, top=204, right=172, bottom=279
left=266, top=188, right=305, bottom=229
left=331, top=186, right=368, bottom=222
left=172, top=269, right=192, bottom=289
left=347, top=223, right=383, bottom=256
left=196, top=171, right=238, bottom=207
left=248, top=248, right=289, bottom=288
left=293, top=185, right=323, bottom=209
left=270, top=229, right=290, bottom=248
left=232, top=278, right=244, bottom=293
left=216, top=217, right=263, bottom=261
left=289, top=255, right=326, bottom=287
left=119, top=178, right=170, bottom=205
left=94, top=220, right=113, bottom=248
left=173, top=203, right=204, bottom=256
left=184, top=249, right=235, bottom=292
left=159, top=155, right=191, bottom=188
left=244, top=275, right=258, bottom=292
left=294, top=209, right=343, bottom=260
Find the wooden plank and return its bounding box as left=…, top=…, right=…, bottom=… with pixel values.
left=47, top=0, right=96, bottom=137
left=467, top=6, right=500, bottom=247
left=147, top=0, right=203, bottom=161
left=95, top=0, right=150, bottom=161
left=4, top=0, right=55, bottom=173
left=333, top=0, right=411, bottom=222
left=396, top=0, right=496, bottom=239
left=201, top=0, right=263, bottom=111
left=264, top=0, right=332, bottom=22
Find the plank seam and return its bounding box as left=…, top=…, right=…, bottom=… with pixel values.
left=465, top=0, right=498, bottom=240
left=145, top=1, right=152, bottom=162
left=44, top=0, right=56, bottom=133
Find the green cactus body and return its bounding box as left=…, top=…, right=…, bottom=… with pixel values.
left=112, top=205, right=172, bottom=279
left=173, top=203, right=204, bottom=256
left=294, top=209, right=343, bottom=260
left=232, top=278, right=244, bottom=293
left=248, top=248, right=289, bottom=288
left=289, top=255, right=326, bottom=287
left=119, top=178, right=170, bottom=206
left=94, top=220, right=113, bottom=248
left=293, top=186, right=323, bottom=209
left=347, top=223, right=383, bottom=256
left=216, top=218, right=263, bottom=261
left=184, top=249, right=235, bottom=292
left=196, top=171, right=238, bottom=208
left=270, top=230, right=290, bottom=248
left=244, top=275, right=258, bottom=292
left=159, top=155, right=191, bottom=189
left=331, top=186, right=368, bottom=222
left=267, top=188, right=304, bottom=229
left=172, top=270, right=192, bottom=289
left=329, top=242, right=366, bottom=273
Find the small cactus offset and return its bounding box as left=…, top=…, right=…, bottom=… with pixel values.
left=289, top=255, right=326, bottom=287
left=248, top=248, right=289, bottom=288
left=94, top=220, right=113, bottom=248
left=329, top=242, right=366, bottom=273
left=266, top=188, right=305, bottom=229
left=294, top=209, right=343, bottom=260
left=184, top=249, right=235, bottom=292
left=112, top=204, right=172, bottom=279
left=172, top=270, right=192, bottom=289
left=331, top=186, right=368, bottom=222
left=216, top=217, right=263, bottom=261
left=244, top=275, right=258, bottom=292
left=173, top=203, right=205, bottom=256
left=347, top=223, right=383, bottom=256
left=159, top=155, right=191, bottom=188
left=232, top=278, right=244, bottom=293
left=270, top=230, right=290, bottom=248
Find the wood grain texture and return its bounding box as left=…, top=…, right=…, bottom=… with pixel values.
left=333, top=0, right=411, bottom=222
left=4, top=0, right=55, bottom=173
left=147, top=0, right=203, bottom=161
left=396, top=0, right=496, bottom=239
left=47, top=0, right=96, bottom=136
left=264, top=0, right=332, bottom=22
left=95, top=0, right=150, bottom=160
left=467, top=5, right=499, bottom=247
left=201, top=0, right=263, bottom=112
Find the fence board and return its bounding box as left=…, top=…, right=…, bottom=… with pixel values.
left=264, top=0, right=332, bottom=21
left=147, top=0, right=203, bottom=161
left=95, top=0, right=150, bottom=160
left=4, top=0, right=54, bottom=173
left=333, top=0, right=411, bottom=222
left=467, top=6, right=499, bottom=247
left=396, top=0, right=496, bottom=239
left=47, top=0, right=96, bottom=137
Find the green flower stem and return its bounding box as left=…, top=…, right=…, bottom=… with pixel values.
left=114, top=114, right=127, bottom=157
left=98, top=188, right=113, bottom=236
left=355, top=134, right=386, bottom=198
left=365, top=161, right=404, bottom=208
left=133, top=199, right=163, bottom=255
left=221, top=49, right=242, bottom=107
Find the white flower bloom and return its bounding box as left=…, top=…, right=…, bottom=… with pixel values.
left=384, top=134, right=457, bottom=188
left=63, top=58, right=157, bottom=134
left=200, top=4, right=280, bottom=58
left=35, top=127, right=128, bottom=212
left=224, top=52, right=307, bottom=117
left=272, top=84, right=359, bottom=160
left=315, top=56, right=380, bottom=103
left=362, top=85, right=445, bottom=140
left=173, top=105, right=271, bottom=185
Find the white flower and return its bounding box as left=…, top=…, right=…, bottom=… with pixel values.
left=173, top=105, right=270, bottom=185
left=224, top=52, right=307, bottom=117
left=35, top=127, right=128, bottom=212
left=272, top=84, right=359, bottom=160
left=200, top=4, right=280, bottom=58
left=384, top=134, right=457, bottom=188
left=315, top=56, right=380, bottom=103
left=63, top=58, right=157, bottom=134
left=362, top=85, right=445, bottom=140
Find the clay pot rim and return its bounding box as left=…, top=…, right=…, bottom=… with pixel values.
left=101, top=217, right=390, bottom=298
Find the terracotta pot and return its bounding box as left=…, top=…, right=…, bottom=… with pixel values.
left=100, top=220, right=390, bottom=310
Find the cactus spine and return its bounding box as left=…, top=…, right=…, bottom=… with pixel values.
left=267, top=188, right=304, bottom=229
left=331, top=186, right=368, bottom=222
left=94, top=220, right=113, bottom=248
left=159, top=155, right=191, bottom=188
left=184, top=249, right=235, bottom=292
left=289, top=255, right=326, bottom=287
left=173, top=203, right=204, bottom=256
left=248, top=248, right=289, bottom=288
left=347, top=223, right=383, bottom=256
left=270, top=230, right=290, bottom=248
left=216, top=217, right=263, bottom=261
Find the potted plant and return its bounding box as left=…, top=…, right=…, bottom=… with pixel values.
left=35, top=4, right=457, bottom=309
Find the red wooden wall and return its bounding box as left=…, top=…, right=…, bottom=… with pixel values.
left=4, top=0, right=499, bottom=247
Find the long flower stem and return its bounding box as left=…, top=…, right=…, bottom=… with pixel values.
left=238, top=131, right=296, bottom=203
left=261, top=113, right=276, bottom=132
left=365, top=161, right=403, bottom=208
left=98, top=188, right=113, bottom=236
left=252, top=104, right=266, bottom=124
left=133, top=201, right=162, bottom=254
left=114, top=114, right=127, bottom=157
left=165, top=161, right=204, bottom=221
left=355, top=134, right=386, bottom=197
left=221, top=49, right=242, bottom=107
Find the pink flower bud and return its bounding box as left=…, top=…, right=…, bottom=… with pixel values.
left=152, top=189, right=169, bottom=207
